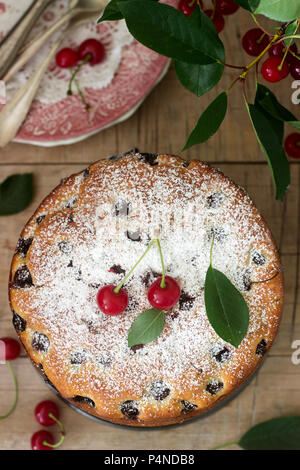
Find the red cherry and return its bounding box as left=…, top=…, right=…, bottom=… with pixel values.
left=284, top=133, right=300, bottom=159
left=290, top=59, right=300, bottom=79
left=268, top=42, right=285, bottom=58
left=35, top=400, right=59, bottom=427
left=287, top=43, right=298, bottom=65
left=97, top=285, right=128, bottom=315
left=178, top=0, right=202, bottom=16
left=261, top=56, right=289, bottom=82
left=78, top=39, right=105, bottom=66
left=31, top=430, right=54, bottom=450
left=215, top=0, right=239, bottom=15
left=269, top=42, right=298, bottom=64
left=0, top=337, right=21, bottom=360
left=204, top=9, right=225, bottom=33
left=148, top=276, right=181, bottom=310
left=242, top=29, right=269, bottom=56
left=55, top=48, right=79, bottom=68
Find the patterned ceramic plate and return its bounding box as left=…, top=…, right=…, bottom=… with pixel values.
left=0, top=0, right=177, bottom=147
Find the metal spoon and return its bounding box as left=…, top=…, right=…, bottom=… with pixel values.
left=3, top=0, right=107, bottom=83
left=0, top=0, right=54, bottom=80
left=0, top=9, right=104, bottom=148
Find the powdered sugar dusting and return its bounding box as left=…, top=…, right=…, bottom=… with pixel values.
left=11, top=153, right=283, bottom=418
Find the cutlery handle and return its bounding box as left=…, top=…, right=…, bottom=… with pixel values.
left=0, top=32, right=64, bottom=148
left=0, top=0, right=53, bottom=80
left=3, top=9, right=74, bottom=83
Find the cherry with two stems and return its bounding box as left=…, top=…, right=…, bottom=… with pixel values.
left=97, top=238, right=181, bottom=316
left=56, top=38, right=105, bottom=111
left=31, top=400, right=65, bottom=450
left=0, top=337, right=20, bottom=420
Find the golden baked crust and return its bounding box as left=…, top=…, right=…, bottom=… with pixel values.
left=9, top=151, right=284, bottom=427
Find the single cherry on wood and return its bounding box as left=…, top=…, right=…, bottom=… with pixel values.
left=148, top=276, right=181, bottom=310
left=284, top=133, right=300, bottom=159
left=35, top=400, right=60, bottom=427
left=31, top=430, right=54, bottom=451
left=204, top=9, right=225, bottom=33
left=215, top=0, right=239, bottom=15
left=97, top=285, right=129, bottom=316
left=261, top=56, right=289, bottom=82
left=242, top=29, right=269, bottom=57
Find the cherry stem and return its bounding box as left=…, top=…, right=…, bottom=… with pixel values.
left=211, top=441, right=239, bottom=450
left=74, top=77, right=92, bottom=111
left=288, top=48, right=300, bottom=61
left=217, top=60, right=244, bottom=70
left=209, top=235, right=214, bottom=266
left=250, top=13, right=273, bottom=37
left=43, top=412, right=65, bottom=449
left=155, top=238, right=166, bottom=288
left=211, top=0, right=216, bottom=19
left=0, top=360, right=18, bottom=420
left=68, top=53, right=92, bottom=96
left=278, top=23, right=300, bottom=70
left=113, top=238, right=166, bottom=293
left=113, top=240, right=156, bottom=294
left=256, top=32, right=266, bottom=45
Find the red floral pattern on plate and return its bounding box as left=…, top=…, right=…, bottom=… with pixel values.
left=2, top=0, right=178, bottom=146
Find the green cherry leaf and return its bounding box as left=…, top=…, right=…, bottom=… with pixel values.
left=0, top=173, right=34, bottom=216
left=97, top=0, right=124, bottom=21
left=182, top=92, right=228, bottom=151
left=234, top=0, right=260, bottom=12
left=255, top=84, right=300, bottom=135
left=255, top=0, right=300, bottom=22
left=255, top=84, right=297, bottom=123
left=118, top=1, right=224, bottom=64
left=174, top=61, right=224, bottom=97
left=246, top=103, right=290, bottom=201
left=128, top=308, right=165, bottom=347
left=239, top=417, right=300, bottom=450
left=97, top=0, right=158, bottom=23
left=204, top=266, right=249, bottom=348
left=174, top=8, right=224, bottom=96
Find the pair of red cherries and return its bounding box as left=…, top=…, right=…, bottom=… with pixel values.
left=97, top=240, right=181, bottom=316
left=56, top=38, right=105, bottom=69
left=242, top=28, right=300, bottom=83
left=31, top=400, right=65, bottom=450
left=179, top=0, right=239, bottom=34
left=97, top=275, right=181, bottom=316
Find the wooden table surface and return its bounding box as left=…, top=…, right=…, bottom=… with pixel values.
left=0, top=10, right=299, bottom=450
